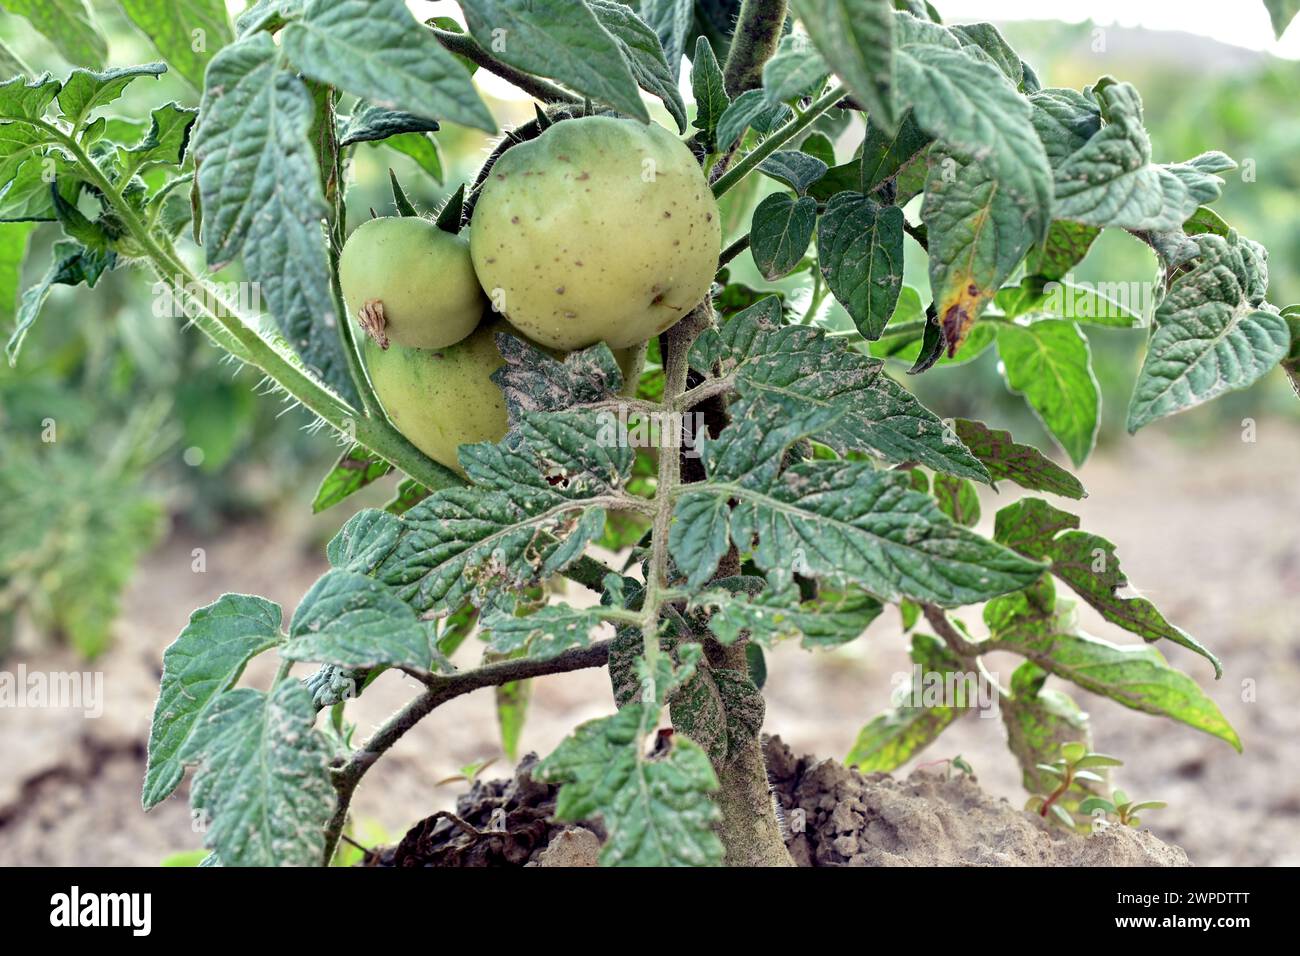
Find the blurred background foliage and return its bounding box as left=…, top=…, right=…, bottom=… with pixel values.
left=0, top=3, right=1296, bottom=657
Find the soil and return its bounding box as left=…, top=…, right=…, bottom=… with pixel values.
left=362, top=737, right=1187, bottom=867
left=1, top=426, right=1297, bottom=866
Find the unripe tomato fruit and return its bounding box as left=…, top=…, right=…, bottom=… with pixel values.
left=340, top=216, right=487, bottom=351
left=469, top=115, right=720, bottom=350
left=363, top=318, right=646, bottom=475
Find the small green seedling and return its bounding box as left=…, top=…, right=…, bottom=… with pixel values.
left=435, top=759, right=497, bottom=788
left=1079, top=790, right=1168, bottom=828
left=1025, top=742, right=1125, bottom=830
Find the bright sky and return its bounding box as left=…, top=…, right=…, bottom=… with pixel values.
left=408, top=0, right=1300, bottom=81
left=938, top=0, right=1300, bottom=58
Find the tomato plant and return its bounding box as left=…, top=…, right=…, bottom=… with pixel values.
left=2, top=0, right=1297, bottom=867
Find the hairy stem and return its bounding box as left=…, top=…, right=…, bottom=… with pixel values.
left=427, top=25, right=582, bottom=105
left=722, top=0, right=789, bottom=97
left=657, top=301, right=794, bottom=867
left=711, top=84, right=847, bottom=199
left=322, top=639, right=613, bottom=863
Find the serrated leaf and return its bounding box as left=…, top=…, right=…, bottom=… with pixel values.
left=750, top=192, right=816, bottom=280
left=692, top=296, right=990, bottom=480
left=951, top=418, right=1085, bottom=499
left=761, top=33, right=829, bottom=104
left=671, top=403, right=1043, bottom=603
left=891, top=14, right=1052, bottom=242
left=312, top=444, right=392, bottom=514
left=282, top=0, right=494, bottom=132
left=119, top=0, right=234, bottom=91
left=0, top=73, right=61, bottom=121
left=1000, top=660, right=1092, bottom=792
left=378, top=130, right=442, bottom=182
left=56, top=63, right=166, bottom=130
left=924, top=150, right=1038, bottom=351
left=181, top=680, right=335, bottom=866
left=142, top=594, right=283, bottom=810
left=950, top=22, right=1022, bottom=86
left=193, top=33, right=353, bottom=401
left=1025, top=220, right=1100, bottom=282
left=368, top=412, right=633, bottom=615
left=716, top=87, right=791, bottom=149
left=384, top=477, right=432, bottom=515
left=535, top=704, right=723, bottom=866
left=491, top=335, right=626, bottom=423
left=6, top=238, right=108, bottom=363
left=1029, top=87, right=1100, bottom=168
left=994, top=497, right=1222, bottom=675
left=817, top=191, right=904, bottom=340
left=932, top=473, right=980, bottom=526
left=988, top=620, right=1239, bottom=751
left=1, top=0, right=107, bottom=68
left=692, top=581, right=883, bottom=649
left=283, top=568, right=442, bottom=671
left=589, top=0, right=687, bottom=133
left=480, top=600, right=608, bottom=661
left=689, top=35, right=728, bottom=151
left=637, top=0, right=692, bottom=82
left=1127, top=231, right=1288, bottom=432
left=1053, top=80, right=1229, bottom=231
left=846, top=634, right=963, bottom=770
left=790, top=0, right=894, bottom=131
left=996, top=274, right=1139, bottom=328
left=996, top=320, right=1099, bottom=467
left=339, top=102, right=439, bottom=147
left=858, top=110, right=932, bottom=195
left=757, top=150, right=827, bottom=195
left=460, top=0, right=648, bottom=123
left=117, top=102, right=198, bottom=180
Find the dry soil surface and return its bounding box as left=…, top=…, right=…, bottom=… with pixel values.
left=1, top=426, right=1297, bottom=866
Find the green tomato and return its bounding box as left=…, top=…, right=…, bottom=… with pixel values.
left=340, top=216, right=487, bottom=350
left=363, top=318, right=646, bottom=475
left=469, top=115, right=720, bottom=350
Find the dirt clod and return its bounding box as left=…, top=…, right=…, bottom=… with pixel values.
left=367, top=754, right=603, bottom=867
left=763, top=736, right=1189, bottom=866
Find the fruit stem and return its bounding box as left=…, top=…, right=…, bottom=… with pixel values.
left=427, top=24, right=583, bottom=106
left=711, top=84, right=847, bottom=199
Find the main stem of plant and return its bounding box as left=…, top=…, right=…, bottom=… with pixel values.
left=659, top=304, right=794, bottom=867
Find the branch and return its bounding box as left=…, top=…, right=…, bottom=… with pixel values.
left=711, top=84, right=846, bottom=198
left=322, top=638, right=612, bottom=863
left=718, top=232, right=751, bottom=268
left=427, top=25, right=581, bottom=105
left=921, top=603, right=984, bottom=660
left=722, top=0, right=789, bottom=97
